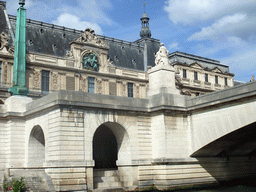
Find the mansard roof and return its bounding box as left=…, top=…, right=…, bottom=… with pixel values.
left=169, top=51, right=231, bottom=74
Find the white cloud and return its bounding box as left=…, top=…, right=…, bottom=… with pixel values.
left=188, top=13, right=247, bottom=41
left=52, top=13, right=103, bottom=35
left=169, top=42, right=179, bottom=50
left=7, top=0, right=112, bottom=35
left=63, top=0, right=112, bottom=25
left=164, top=0, right=256, bottom=25
left=221, top=47, right=256, bottom=80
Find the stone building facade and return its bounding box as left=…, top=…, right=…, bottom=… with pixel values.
left=2, top=1, right=253, bottom=192
left=0, top=1, right=234, bottom=103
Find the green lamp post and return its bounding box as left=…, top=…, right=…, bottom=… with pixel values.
left=8, top=0, right=29, bottom=96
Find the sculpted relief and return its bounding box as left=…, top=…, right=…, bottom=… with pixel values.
left=75, top=28, right=109, bottom=49
left=0, top=32, right=8, bottom=50
left=0, top=32, right=14, bottom=55
left=82, top=51, right=99, bottom=72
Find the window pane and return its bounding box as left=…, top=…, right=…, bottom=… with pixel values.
left=194, top=72, right=198, bottom=80
left=41, top=70, right=49, bottom=92
left=205, top=74, right=208, bottom=82
left=215, top=76, right=218, bottom=84
left=183, top=69, right=187, bottom=78
left=225, top=78, right=228, bottom=86
left=128, top=83, right=133, bottom=97
left=88, top=77, right=95, bottom=93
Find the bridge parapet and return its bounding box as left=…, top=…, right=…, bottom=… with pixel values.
left=187, top=80, right=256, bottom=110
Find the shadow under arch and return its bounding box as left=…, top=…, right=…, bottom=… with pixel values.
left=191, top=121, right=256, bottom=158
left=93, top=122, right=131, bottom=169
left=28, top=125, right=45, bottom=167
left=191, top=121, right=256, bottom=184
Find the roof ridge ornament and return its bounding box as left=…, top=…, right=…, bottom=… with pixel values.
left=19, top=0, right=25, bottom=7
left=74, top=28, right=109, bottom=49
left=140, top=2, right=151, bottom=38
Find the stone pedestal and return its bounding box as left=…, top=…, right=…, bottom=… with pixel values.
left=148, top=64, right=180, bottom=96
left=5, top=95, right=32, bottom=113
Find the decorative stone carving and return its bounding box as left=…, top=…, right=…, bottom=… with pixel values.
left=250, top=75, right=255, bottom=82
left=122, top=82, right=126, bottom=96
left=3, top=63, right=8, bottom=83
left=52, top=73, right=58, bottom=90
left=107, top=58, right=114, bottom=66
left=33, top=70, right=40, bottom=89
left=66, top=50, right=73, bottom=58
left=96, top=78, right=102, bottom=94
left=135, top=84, right=140, bottom=98
left=8, top=46, right=14, bottom=55
left=82, top=51, right=99, bottom=72
left=80, top=79, right=87, bottom=92
left=155, top=43, right=169, bottom=66
left=75, top=28, right=109, bottom=49
left=0, top=32, right=8, bottom=50
left=181, top=89, right=191, bottom=96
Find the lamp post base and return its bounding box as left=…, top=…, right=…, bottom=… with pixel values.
left=8, top=86, right=29, bottom=96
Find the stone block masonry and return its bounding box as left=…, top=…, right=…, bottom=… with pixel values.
left=0, top=80, right=256, bottom=191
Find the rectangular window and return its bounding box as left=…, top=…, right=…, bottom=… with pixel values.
left=194, top=71, right=198, bottom=80
left=128, top=83, right=133, bottom=98
left=88, top=77, right=95, bottom=93
left=225, top=77, right=228, bottom=86
left=215, top=75, right=218, bottom=84
left=205, top=74, right=208, bottom=82
left=41, top=70, right=50, bottom=92
left=183, top=69, right=187, bottom=78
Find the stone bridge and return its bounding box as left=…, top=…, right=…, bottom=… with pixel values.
left=188, top=81, right=256, bottom=157
left=1, top=81, right=256, bottom=191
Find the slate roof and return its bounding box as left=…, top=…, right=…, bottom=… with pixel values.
left=169, top=51, right=231, bottom=73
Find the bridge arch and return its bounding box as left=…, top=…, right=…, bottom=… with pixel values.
left=191, top=121, right=256, bottom=157
left=92, top=122, right=131, bottom=168
left=28, top=125, right=45, bottom=167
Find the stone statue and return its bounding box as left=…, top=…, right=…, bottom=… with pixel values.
left=155, top=43, right=169, bottom=66
left=250, top=75, right=255, bottom=82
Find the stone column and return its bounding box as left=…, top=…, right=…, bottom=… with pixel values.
left=8, top=1, right=29, bottom=96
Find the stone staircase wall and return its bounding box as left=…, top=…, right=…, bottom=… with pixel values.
left=3, top=169, right=55, bottom=192
left=93, top=169, right=124, bottom=189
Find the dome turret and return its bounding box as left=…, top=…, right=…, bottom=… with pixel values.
left=140, top=12, right=151, bottom=38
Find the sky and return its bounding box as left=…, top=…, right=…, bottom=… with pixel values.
left=5, top=0, right=256, bottom=82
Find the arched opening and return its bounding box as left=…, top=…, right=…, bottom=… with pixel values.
left=28, top=125, right=45, bottom=167
left=93, top=125, right=118, bottom=169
